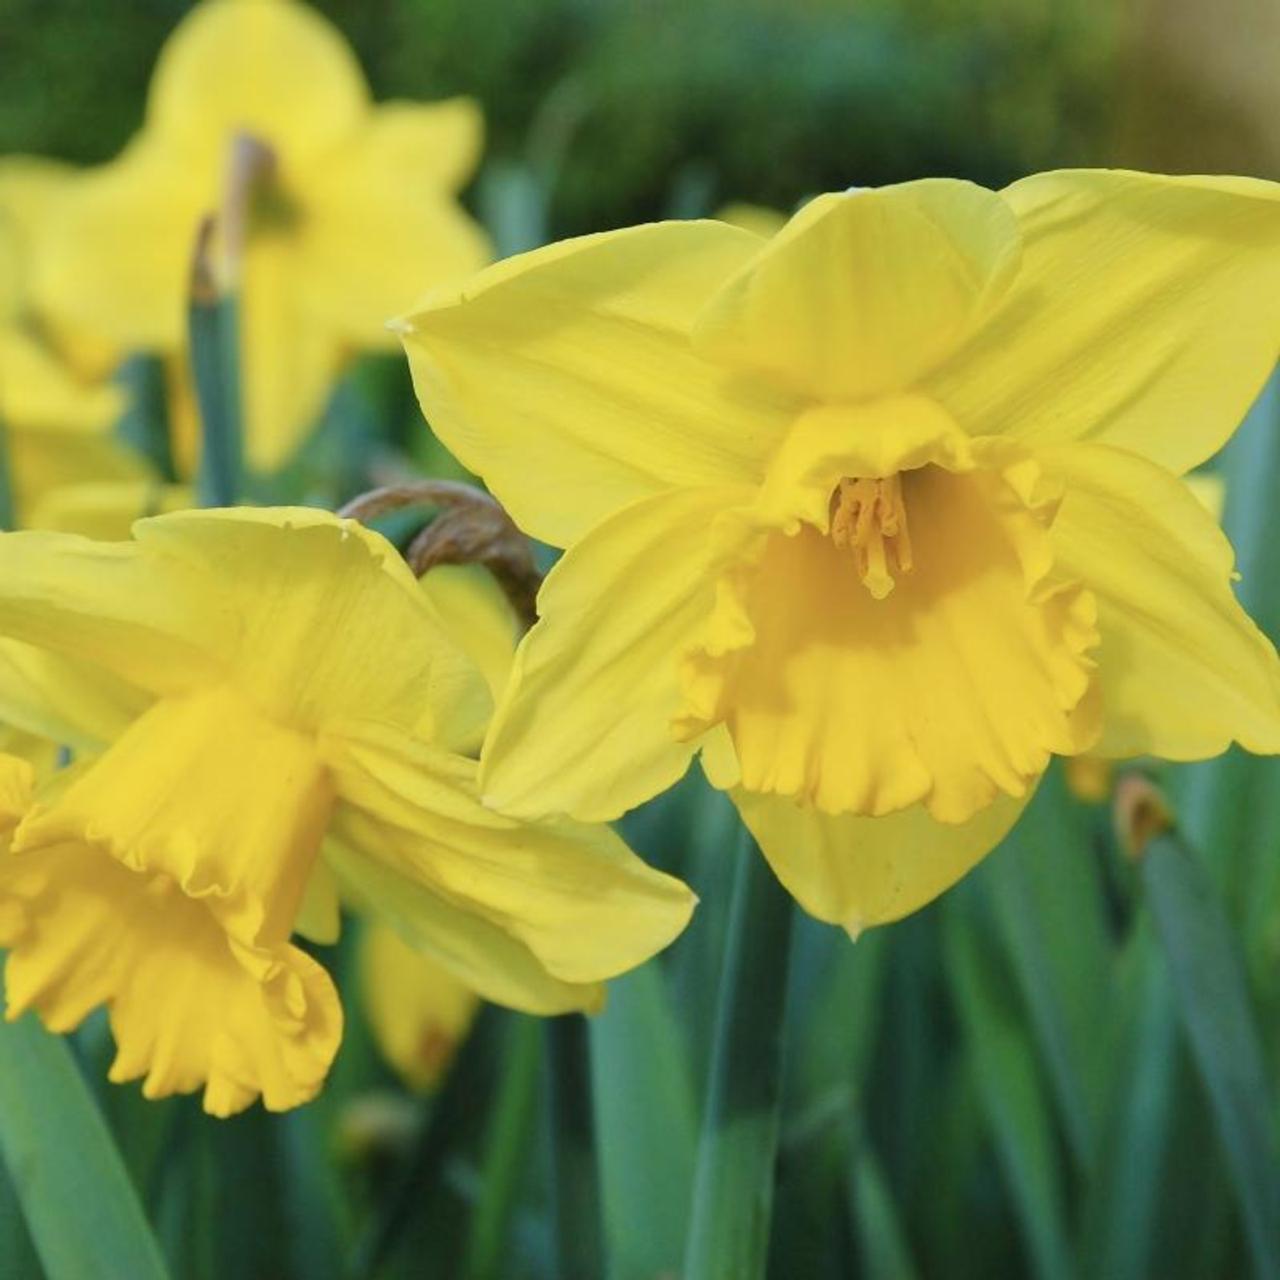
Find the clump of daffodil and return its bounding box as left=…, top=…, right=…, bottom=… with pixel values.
left=0, top=159, right=152, bottom=524
left=32, top=0, right=491, bottom=475
left=400, top=170, right=1280, bottom=933
left=0, top=509, right=693, bottom=1115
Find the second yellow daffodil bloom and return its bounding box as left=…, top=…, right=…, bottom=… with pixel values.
left=32, top=0, right=491, bottom=473
left=400, top=170, right=1280, bottom=934
left=0, top=508, right=693, bottom=1115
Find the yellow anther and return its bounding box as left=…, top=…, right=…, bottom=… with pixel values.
left=829, top=474, right=912, bottom=599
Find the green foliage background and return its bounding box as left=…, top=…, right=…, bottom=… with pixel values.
left=1, top=0, right=1124, bottom=230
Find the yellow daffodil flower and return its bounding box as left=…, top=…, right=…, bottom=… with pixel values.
left=32, top=0, right=491, bottom=474
left=400, top=171, right=1280, bottom=934
left=0, top=508, right=693, bottom=1114
left=0, top=159, right=147, bottom=523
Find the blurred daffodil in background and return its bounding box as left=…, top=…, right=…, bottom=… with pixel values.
left=30, top=0, right=490, bottom=476
left=0, top=160, right=148, bottom=527
left=0, top=508, right=692, bottom=1114
left=402, top=171, right=1280, bottom=934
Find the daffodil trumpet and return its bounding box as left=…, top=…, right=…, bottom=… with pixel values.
left=401, top=170, right=1280, bottom=934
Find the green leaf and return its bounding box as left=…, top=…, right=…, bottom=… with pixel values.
left=1077, top=934, right=1179, bottom=1280
left=1143, top=828, right=1280, bottom=1277
left=591, top=962, right=697, bottom=1280
left=684, top=830, right=795, bottom=1280
left=849, top=1142, right=921, bottom=1280
left=944, top=903, right=1073, bottom=1280
left=545, top=1013, right=604, bottom=1280
left=983, top=771, right=1113, bottom=1172
left=0, top=1005, right=169, bottom=1280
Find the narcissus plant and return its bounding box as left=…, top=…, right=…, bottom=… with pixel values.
left=0, top=509, right=693, bottom=1114
left=32, top=0, right=491, bottom=472
left=400, top=170, right=1280, bottom=934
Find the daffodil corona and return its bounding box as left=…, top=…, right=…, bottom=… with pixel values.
left=401, top=171, right=1280, bottom=932
left=0, top=510, right=693, bottom=1114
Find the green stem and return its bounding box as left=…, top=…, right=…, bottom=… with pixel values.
left=684, top=827, right=795, bottom=1280
left=545, top=1013, right=603, bottom=1280
left=188, top=226, right=243, bottom=508
left=464, top=1015, right=541, bottom=1280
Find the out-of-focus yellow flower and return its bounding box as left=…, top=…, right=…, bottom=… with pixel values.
left=25, top=480, right=192, bottom=541
left=401, top=170, right=1280, bottom=934
left=1063, top=467, right=1228, bottom=804
left=0, top=508, right=693, bottom=1114
left=32, top=0, right=492, bottom=474
left=361, top=921, right=479, bottom=1092
left=0, top=160, right=147, bottom=524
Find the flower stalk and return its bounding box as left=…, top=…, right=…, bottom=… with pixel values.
left=189, top=213, right=243, bottom=507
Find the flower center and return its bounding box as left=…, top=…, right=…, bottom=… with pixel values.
left=829, top=474, right=913, bottom=599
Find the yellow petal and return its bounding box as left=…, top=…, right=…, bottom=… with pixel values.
left=16, top=683, right=333, bottom=948
left=237, top=232, right=346, bottom=471
left=360, top=920, right=479, bottom=1091
left=715, top=202, right=788, bottom=239
left=399, top=221, right=793, bottom=545
left=0, top=326, right=123, bottom=436
left=300, top=101, right=491, bottom=348
left=0, top=156, right=77, bottom=316
left=0, top=639, right=148, bottom=752
left=0, top=328, right=142, bottom=522
left=0, top=528, right=221, bottom=695
left=324, top=723, right=696, bottom=985
left=1184, top=469, right=1226, bottom=522
left=0, top=841, right=341, bottom=1116
left=146, top=0, right=368, bottom=171
left=1037, top=441, right=1280, bottom=758
left=684, top=451, right=1099, bottom=824
left=130, top=507, right=489, bottom=738
left=33, top=141, right=206, bottom=351
left=481, top=486, right=751, bottom=822
left=418, top=564, right=519, bottom=712
left=694, top=181, right=1021, bottom=401
left=929, top=170, right=1280, bottom=474
left=294, top=861, right=342, bottom=946
left=327, top=831, right=603, bottom=1016
left=0, top=753, right=35, bottom=834
left=26, top=480, right=192, bottom=541
left=732, top=784, right=1033, bottom=931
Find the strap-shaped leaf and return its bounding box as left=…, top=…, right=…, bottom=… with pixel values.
left=0, top=1005, right=168, bottom=1280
